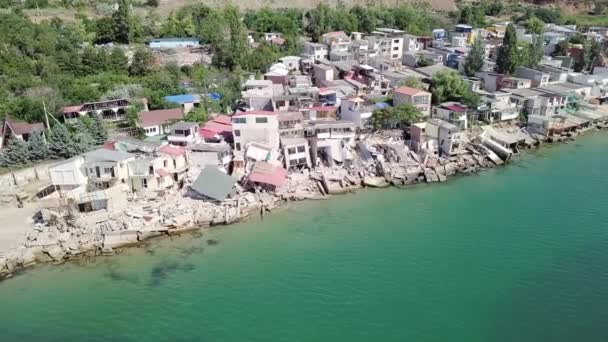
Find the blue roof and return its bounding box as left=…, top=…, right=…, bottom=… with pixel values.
left=165, top=94, right=196, bottom=104
left=207, top=92, right=222, bottom=101
left=375, top=102, right=391, bottom=109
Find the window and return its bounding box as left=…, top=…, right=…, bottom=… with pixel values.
left=393, top=39, right=400, bottom=44
left=392, top=54, right=399, bottom=59
left=232, top=117, right=246, bottom=124
left=393, top=46, right=399, bottom=51
left=288, top=147, right=296, bottom=155
left=104, top=167, right=113, bottom=174
left=143, top=178, right=148, bottom=188
left=289, top=159, right=298, bottom=166
left=414, top=96, right=429, bottom=105
left=234, top=130, right=241, bottom=137
left=235, top=143, right=241, bottom=151
left=297, top=146, right=305, bottom=153
left=255, top=117, right=268, bottom=124
left=163, top=160, right=168, bottom=168
left=149, top=166, right=154, bottom=175
left=298, top=158, right=307, bottom=165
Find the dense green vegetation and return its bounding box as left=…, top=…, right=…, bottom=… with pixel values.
left=0, top=1, right=451, bottom=127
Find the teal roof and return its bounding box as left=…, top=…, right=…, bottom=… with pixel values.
left=191, top=167, right=237, bottom=201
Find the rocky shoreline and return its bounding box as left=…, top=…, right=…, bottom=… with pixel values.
left=0, top=124, right=604, bottom=282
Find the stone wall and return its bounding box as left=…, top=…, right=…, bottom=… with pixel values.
left=0, top=163, right=53, bottom=188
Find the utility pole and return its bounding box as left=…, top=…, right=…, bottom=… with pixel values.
left=43, top=101, right=51, bottom=134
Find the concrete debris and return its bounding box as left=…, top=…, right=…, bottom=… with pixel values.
left=0, top=121, right=601, bottom=281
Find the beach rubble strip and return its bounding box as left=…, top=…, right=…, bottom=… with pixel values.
left=0, top=122, right=604, bottom=281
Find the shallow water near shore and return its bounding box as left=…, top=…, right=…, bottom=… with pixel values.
left=1, top=133, right=608, bottom=341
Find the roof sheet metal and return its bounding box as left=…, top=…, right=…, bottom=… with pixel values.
left=248, top=162, right=287, bottom=188
left=84, top=148, right=133, bottom=162
left=191, top=166, right=237, bottom=201
left=164, top=94, right=197, bottom=104
left=139, top=108, right=184, bottom=127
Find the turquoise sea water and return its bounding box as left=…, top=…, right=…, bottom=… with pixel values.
left=0, top=133, right=607, bottom=341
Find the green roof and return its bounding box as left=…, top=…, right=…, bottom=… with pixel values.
left=191, top=167, right=237, bottom=201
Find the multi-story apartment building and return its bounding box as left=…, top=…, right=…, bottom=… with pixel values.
left=231, top=111, right=280, bottom=153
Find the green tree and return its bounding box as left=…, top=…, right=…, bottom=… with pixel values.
left=126, top=105, right=141, bottom=129
left=112, top=0, right=132, bottom=44
left=109, top=47, right=128, bottom=74
left=72, top=131, right=94, bottom=155
left=47, top=124, right=75, bottom=159
left=0, top=139, right=29, bottom=166
left=306, top=3, right=332, bottom=41
left=400, top=77, right=423, bottom=89
left=525, top=16, right=545, bottom=35
left=496, top=23, right=519, bottom=74
left=369, top=104, right=423, bottom=129
left=224, top=6, right=248, bottom=70
left=245, top=43, right=280, bottom=72
left=184, top=107, right=208, bottom=123
left=526, top=35, right=544, bottom=68
left=370, top=107, right=395, bottom=130
left=26, top=131, right=49, bottom=162
left=129, top=47, right=153, bottom=76
left=95, top=16, right=115, bottom=44
left=393, top=104, right=423, bottom=125
left=73, top=117, right=89, bottom=133
left=417, top=57, right=434, bottom=67
left=463, top=37, right=485, bottom=77
left=88, top=115, right=108, bottom=145
left=429, top=70, right=467, bottom=104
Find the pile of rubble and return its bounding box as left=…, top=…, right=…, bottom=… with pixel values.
left=0, top=123, right=572, bottom=281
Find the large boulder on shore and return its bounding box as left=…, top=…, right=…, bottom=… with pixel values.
left=44, top=245, right=66, bottom=261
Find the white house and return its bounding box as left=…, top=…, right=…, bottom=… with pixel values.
left=281, top=137, right=311, bottom=169
left=303, top=42, right=329, bottom=62
left=403, top=34, right=422, bottom=52
left=339, top=97, right=374, bottom=128
left=48, top=156, right=88, bottom=199
left=433, top=102, right=468, bottom=129
left=138, top=108, right=184, bottom=137
left=82, top=148, right=135, bottom=189
left=393, top=86, right=432, bottom=117
left=167, top=122, right=200, bottom=146
left=231, top=111, right=280, bottom=153
left=278, top=56, right=301, bottom=72
left=127, top=155, right=176, bottom=193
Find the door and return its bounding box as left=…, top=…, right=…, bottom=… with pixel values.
left=95, top=166, right=100, bottom=178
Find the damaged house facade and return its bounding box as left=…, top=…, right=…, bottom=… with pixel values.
left=63, top=99, right=133, bottom=124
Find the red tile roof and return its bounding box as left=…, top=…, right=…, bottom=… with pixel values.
left=102, top=141, right=116, bottom=150
left=271, top=37, right=286, bottom=45
left=202, top=121, right=232, bottom=135
left=158, top=144, right=186, bottom=157
left=443, top=104, right=467, bottom=112
left=139, top=108, right=184, bottom=127
left=212, top=115, right=232, bottom=126
left=63, top=105, right=83, bottom=113
left=5, top=117, right=45, bottom=135
left=199, top=129, right=219, bottom=139
left=248, top=162, right=287, bottom=188
left=324, top=31, right=347, bottom=37
left=394, top=86, right=428, bottom=96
